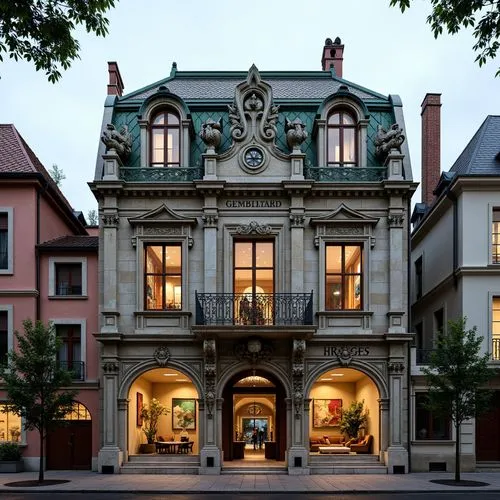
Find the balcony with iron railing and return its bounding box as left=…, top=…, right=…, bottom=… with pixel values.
left=193, top=292, right=315, bottom=338
left=118, top=165, right=388, bottom=183
left=57, top=361, right=85, bottom=381
left=493, top=338, right=500, bottom=361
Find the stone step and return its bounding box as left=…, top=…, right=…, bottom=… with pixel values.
left=120, top=464, right=200, bottom=474
left=309, top=465, right=388, bottom=475
left=309, top=454, right=381, bottom=464
left=221, top=467, right=288, bottom=475
left=476, top=461, right=500, bottom=471
left=128, top=454, right=200, bottom=464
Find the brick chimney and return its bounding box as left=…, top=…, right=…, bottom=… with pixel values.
left=107, top=61, right=124, bottom=97
left=321, top=37, right=344, bottom=77
left=421, top=93, right=441, bottom=207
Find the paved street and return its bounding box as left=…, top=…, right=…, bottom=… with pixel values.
left=1, top=471, right=500, bottom=495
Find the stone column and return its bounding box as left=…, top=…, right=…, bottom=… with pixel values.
left=202, top=210, right=218, bottom=294
left=379, top=397, right=390, bottom=456
left=97, top=361, right=123, bottom=473
left=387, top=207, right=405, bottom=334
left=289, top=150, right=305, bottom=180
left=385, top=362, right=408, bottom=473
left=102, top=150, right=122, bottom=181
left=117, top=398, right=129, bottom=462
left=101, top=210, right=120, bottom=333
left=290, top=211, right=305, bottom=293
left=138, top=119, right=148, bottom=167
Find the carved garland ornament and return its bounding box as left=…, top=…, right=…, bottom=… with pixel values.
left=236, top=221, right=272, bottom=235
left=292, top=339, right=306, bottom=417
left=203, top=339, right=217, bottom=417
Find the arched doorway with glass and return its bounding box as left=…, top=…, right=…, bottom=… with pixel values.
left=221, top=369, right=286, bottom=464
left=127, top=367, right=199, bottom=456
left=308, top=367, right=380, bottom=456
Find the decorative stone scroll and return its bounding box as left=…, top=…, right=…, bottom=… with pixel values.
left=227, top=65, right=280, bottom=144
left=154, top=346, right=170, bottom=367
left=236, top=220, right=272, bottom=235
left=203, top=339, right=217, bottom=417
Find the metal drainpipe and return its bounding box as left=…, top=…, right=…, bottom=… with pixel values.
left=407, top=194, right=412, bottom=474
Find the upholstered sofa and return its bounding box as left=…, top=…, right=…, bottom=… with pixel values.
left=349, top=435, right=373, bottom=454
left=309, top=434, right=345, bottom=452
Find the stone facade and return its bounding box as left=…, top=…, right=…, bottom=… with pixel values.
left=91, top=41, right=416, bottom=474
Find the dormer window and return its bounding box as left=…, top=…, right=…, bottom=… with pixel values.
left=151, top=111, right=180, bottom=167
left=327, top=110, right=357, bottom=166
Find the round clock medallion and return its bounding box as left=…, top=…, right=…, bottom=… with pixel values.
left=244, top=148, right=264, bottom=168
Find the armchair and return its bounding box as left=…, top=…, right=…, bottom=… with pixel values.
left=349, top=435, right=373, bottom=454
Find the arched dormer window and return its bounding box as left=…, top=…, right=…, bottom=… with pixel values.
left=151, top=110, right=180, bottom=167
left=327, top=110, right=357, bottom=167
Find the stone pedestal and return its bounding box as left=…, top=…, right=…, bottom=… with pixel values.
left=384, top=445, right=409, bottom=474
left=199, top=446, right=222, bottom=475
left=287, top=446, right=310, bottom=475
left=98, top=446, right=123, bottom=474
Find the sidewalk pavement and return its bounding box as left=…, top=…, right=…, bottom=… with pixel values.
left=2, top=471, right=500, bottom=494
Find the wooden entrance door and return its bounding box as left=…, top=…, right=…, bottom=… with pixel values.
left=47, top=421, right=92, bottom=470
left=476, top=391, right=500, bottom=461
left=221, top=370, right=286, bottom=461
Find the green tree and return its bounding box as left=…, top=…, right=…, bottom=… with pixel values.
left=339, top=400, right=369, bottom=439
left=390, top=0, right=500, bottom=76
left=423, top=317, right=495, bottom=482
left=141, top=398, right=170, bottom=444
left=87, top=209, right=98, bottom=226
left=0, top=320, right=76, bottom=483
left=0, top=0, right=117, bottom=83
left=49, top=164, right=65, bottom=187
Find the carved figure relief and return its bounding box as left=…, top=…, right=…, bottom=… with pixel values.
left=374, top=123, right=405, bottom=160
left=234, top=338, right=273, bottom=364
left=101, top=123, right=132, bottom=162
left=154, top=346, right=171, bottom=366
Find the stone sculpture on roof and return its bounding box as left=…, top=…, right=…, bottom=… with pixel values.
left=101, top=123, right=132, bottom=162
left=374, top=123, right=405, bottom=160
left=199, top=118, right=222, bottom=152
left=286, top=118, right=308, bottom=151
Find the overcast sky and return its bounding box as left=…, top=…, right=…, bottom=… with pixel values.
left=1, top=0, right=499, bottom=216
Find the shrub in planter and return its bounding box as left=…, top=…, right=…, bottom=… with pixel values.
left=0, top=442, right=24, bottom=472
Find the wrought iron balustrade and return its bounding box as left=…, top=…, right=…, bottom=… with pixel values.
left=195, top=292, right=313, bottom=326
left=305, top=166, right=387, bottom=182
left=120, top=166, right=203, bottom=182
left=416, top=349, right=433, bottom=365
left=57, top=361, right=85, bottom=381
left=493, top=338, right=500, bottom=361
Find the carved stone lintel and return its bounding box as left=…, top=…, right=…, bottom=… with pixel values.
left=154, top=346, right=170, bottom=367
left=143, top=227, right=183, bottom=235
left=236, top=221, right=272, bottom=235
left=388, top=362, right=405, bottom=374
left=325, top=225, right=364, bottom=235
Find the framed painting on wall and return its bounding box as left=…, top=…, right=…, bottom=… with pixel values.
left=136, top=392, right=143, bottom=427
left=313, top=399, right=342, bottom=428
left=172, top=398, right=196, bottom=430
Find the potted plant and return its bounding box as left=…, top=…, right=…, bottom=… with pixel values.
left=339, top=400, right=369, bottom=441
left=0, top=442, right=24, bottom=472
left=140, top=398, right=169, bottom=453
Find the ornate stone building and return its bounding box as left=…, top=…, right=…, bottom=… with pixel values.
left=90, top=38, right=416, bottom=475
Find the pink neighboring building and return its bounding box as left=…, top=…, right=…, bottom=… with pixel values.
left=0, top=124, right=100, bottom=471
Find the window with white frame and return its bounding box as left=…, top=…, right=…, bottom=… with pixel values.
left=492, top=208, right=500, bottom=264
left=0, top=208, right=13, bottom=274
left=150, top=110, right=181, bottom=167
left=0, top=305, right=13, bottom=366
left=492, top=297, right=500, bottom=361
left=49, top=257, right=87, bottom=297
left=327, top=109, right=358, bottom=167
left=0, top=406, right=22, bottom=443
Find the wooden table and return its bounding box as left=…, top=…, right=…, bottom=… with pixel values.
left=155, top=441, right=184, bottom=454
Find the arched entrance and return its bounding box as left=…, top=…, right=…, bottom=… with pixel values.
left=222, top=369, right=287, bottom=462
left=127, top=367, right=200, bottom=456
left=47, top=401, right=92, bottom=470
left=308, top=367, right=380, bottom=456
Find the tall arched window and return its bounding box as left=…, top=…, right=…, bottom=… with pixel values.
left=327, top=110, right=357, bottom=166
left=150, top=111, right=180, bottom=167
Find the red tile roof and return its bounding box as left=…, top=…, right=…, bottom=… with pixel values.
left=38, top=235, right=98, bottom=250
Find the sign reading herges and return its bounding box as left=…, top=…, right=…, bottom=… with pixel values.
left=225, top=200, right=283, bottom=208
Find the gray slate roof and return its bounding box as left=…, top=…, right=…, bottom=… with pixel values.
left=38, top=235, right=98, bottom=250
left=122, top=74, right=386, bottom=102
left=450, top=116, right=500, bottom=175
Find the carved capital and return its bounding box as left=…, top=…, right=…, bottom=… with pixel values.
left=387, top=214, right=405, bottom=228
left=102, top=214, right=119, bottom=227
left=202, top=214, right=218, bottom=228
left=388, top=361, right=405, bottom=374
left=289, top=214, right=305, bottom=228
left=102, top=361, right=119, bottom=374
